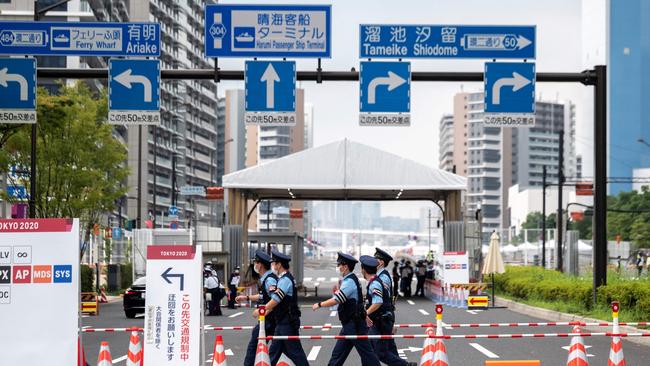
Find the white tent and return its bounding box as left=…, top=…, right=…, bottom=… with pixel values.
left=501, top=244, right=518, bottom=253
left=578, top=240, right=593, bottom=253
left=518, top=242, right=539, bottom=252
left=223, top=139, right=467, bottom=200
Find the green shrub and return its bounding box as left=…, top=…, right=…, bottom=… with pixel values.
left=120, top=263, right=133, bottom=290
left=80, top=265, right=94, bottom=292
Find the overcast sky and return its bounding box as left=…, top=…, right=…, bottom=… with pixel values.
left=215, top=0, right=601, bottom=218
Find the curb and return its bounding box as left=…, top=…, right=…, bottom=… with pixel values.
left=495, top=296, right=650, bottom=347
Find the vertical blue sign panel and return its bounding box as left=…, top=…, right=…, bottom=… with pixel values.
left=245, top=60, right=296, bottom=112
left=109, top=59, right=160, bottom=112
left=484, top=62, right=535, bottom=114
left=0, top=58, right=36, bottom=110
left=360, top=25, right=535, bottom=59
left=205, top=4, right=331, bottom=57
left=359, top=61, right=410, bottom=113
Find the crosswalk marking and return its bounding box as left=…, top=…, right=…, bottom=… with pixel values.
left=407, top=300, right=415, bottom=305
left=307, top=346, right=321, bottom=361
left=469, top=343, right=499, bottom=358
left=229, top=311, right=244, bottom=318
left=418, top=309, right=429, bottom=316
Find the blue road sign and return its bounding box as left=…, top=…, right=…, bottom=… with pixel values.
left=359, top=25, right=535, bottom=59
left=6, top=186, right=27, bottom=200
left=169, top=206, right=179, bottom=216
left=0, top=22, right=160, bottom=56
left=0, top=57, right=36, bottom=124
left=108, top=59, right=160, bottom=125
left=359, top=61, right=410, bottom=113
left=245, top=60, right=296, bottom=113
left=484, top=62, right=535, bottom=126
left=205, top=5, right=331, bottom=58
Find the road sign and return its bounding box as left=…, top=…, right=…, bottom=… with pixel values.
left=359, top=25, right=535, bottom=59
left=0, top=219, right=79, bottom=365
left=0, top=22, right=160, bottom=56
left=245, top=60, right=296, bottom=126
left=108, top=59, right=160, bottom=125
left=359, top=61, right=410, bottom=126
left=484, top=62, right=535, bottom=127
left=180, top=185, right=206, bottom=197
left=6, top=186, right=27, bottom=200
left=144, top=245, right=201, bottom=365
left=0, top=58, right=36, bottom=124
left=205, top=4, right=331, bottom=58
left=467, top=295, right=489, bottom=308
left=168, top=206, right=179, bottom=216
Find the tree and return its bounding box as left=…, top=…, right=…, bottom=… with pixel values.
left=607, top=186, right=650, bottom=246
left=518, top=212, right=557, bottom=241
left=0, top=83, right=128, bottom=245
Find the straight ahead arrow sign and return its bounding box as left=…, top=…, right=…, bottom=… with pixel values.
left=161, top=267, right=184, bottom=291
left=260, top=63, right=280, bottom=109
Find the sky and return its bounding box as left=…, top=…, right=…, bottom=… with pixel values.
left=215, top=0, right=602, bottom=218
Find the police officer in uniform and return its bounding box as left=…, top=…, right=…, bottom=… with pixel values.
left=374, top=248, right=405, bottom=360
left=265, top=250, right=309, bottom=366
left=312, top=252, right=380, bottom=366
left=235, top=250, right=277, bottom=366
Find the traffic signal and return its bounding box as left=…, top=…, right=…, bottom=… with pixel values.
left=205, top=186, right=224, bottom=200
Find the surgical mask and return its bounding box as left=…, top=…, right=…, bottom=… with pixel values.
left=253, top=264, right=260, bottom=274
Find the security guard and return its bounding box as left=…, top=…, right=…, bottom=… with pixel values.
left=235, top=250, right=277, bottom=366
left=374, top=248, right=404, bottom=360
left=312, top=252, right=380, bottom=366
left=266, top=250, right=309, bottom=366
left=361, top=256, right=413, bottom=366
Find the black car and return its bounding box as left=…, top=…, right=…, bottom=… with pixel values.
left=123, top=276, right=146, bottom=318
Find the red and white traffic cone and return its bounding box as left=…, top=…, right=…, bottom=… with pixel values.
left=254, top=306, right=271, bottom=366
left=97, top=341, right=113, bottom=366
left=211, top=335, right=228, bottom=366
left=126, top=331, right=143, bottom=366
left=99, top=288, right=108, bottom=303
left=78, top=337, right=87, bottom=366
left=276, top=353, right=296, bottom=366
left=608, top=301, right=626, bottom=366
left=419, top=304, right=449, bottom=366
left=565, top=326, right=589, bottom=366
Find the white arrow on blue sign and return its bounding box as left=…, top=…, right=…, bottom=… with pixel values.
left=484, top=62, right=536, bottom=127
left=0, top=58, right=36, bottom=124
left=245, top=60, right=296, bottom=126
left=108, top=59, right=160, bottom=125
left=359, top=61, right=411, bottom=127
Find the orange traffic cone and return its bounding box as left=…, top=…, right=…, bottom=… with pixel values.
left=126, top=331, right=143, bottom=366
left=97, top=341, right=113, bottom=366
left=608, top=301, right=626, bottom=366
left=419, top=304, right=449, bottom=366
left=211, top=335, right=228, bottom=366
left=566, top=326, right=589, bottom=366
left=276, top=353, right=296, bottom=366
left=78, top=337, right=87, bottom=366
left=254, top=306, right=271, bottom=366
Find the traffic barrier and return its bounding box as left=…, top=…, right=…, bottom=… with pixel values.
left=211, top=335, right=227, bottom=366
left=126, top=331, right=143, bottom=366
left=485, top=362, right=540, bottom=366
left=565, top=326, right=589, bottom=366
left=254, top=305, right=271, bottom=366
left=260, top=332, right=650, bottom=341
left=608, top=301, right=626, bottom=366
left=97, top=341, right=112, bottom=366
left=99, top=288, right=108, bottom=303
left=81, top=292, right=99, bottom=315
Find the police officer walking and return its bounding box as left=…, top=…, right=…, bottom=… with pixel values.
left=312, top=252, right=380, bottom=366
left=264, top=250, right=309, bottom=366
left=374, top=248, right=405, bottom=361
left=361, top=255, right=413, bottom=366
left=235, top=250, right=277, bottom=366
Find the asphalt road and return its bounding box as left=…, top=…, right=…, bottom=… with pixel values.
left=81, top=261, right=650, bottom=365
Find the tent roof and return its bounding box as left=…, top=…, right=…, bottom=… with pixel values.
left=222, top=139, right=466, bottom=201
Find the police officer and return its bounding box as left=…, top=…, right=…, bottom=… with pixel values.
left=235, top=250, right=277, bottom=366
left=312, top=252, right=380, bottom=366
left=228, top=266, right=241, bottom=309
left=265, top=250, right=309, bottom=366
left=360, top=255, right=412, bottom=366
left=375, top=248, right=404, bottom=360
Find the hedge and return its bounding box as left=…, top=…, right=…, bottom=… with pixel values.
left=80, top=265, right=94, bottom=292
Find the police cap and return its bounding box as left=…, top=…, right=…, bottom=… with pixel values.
left=271, top=250, right=291, bottom=264
left=360, top=255, right=379, bottom=269
left=336, top=252, right=358, bottom=267
left=374, top=248, right=393, bottom=263
left=254, top=250, right=272, bottom=266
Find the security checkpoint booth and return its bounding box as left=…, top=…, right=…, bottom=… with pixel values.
left=222, top=139, right=467, bottom=281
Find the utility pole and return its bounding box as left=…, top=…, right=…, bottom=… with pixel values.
left=171, top=153, right=177, bottom=206
left=136, top=126, right=142, bottom=228
left=542, top=165, right=547, bottom=268
left=556, top=130, right=564, bottom=272
left=427, top=209, right=432, bottom=254
left=152, top=126, right=157, bottom=227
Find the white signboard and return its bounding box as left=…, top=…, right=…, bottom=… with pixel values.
left=442, top=251, right=469, bottom=284
left=0, top=218, right=79, bottom=365
left=144, top=245, right=201, bottom=365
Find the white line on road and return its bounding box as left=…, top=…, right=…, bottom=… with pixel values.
left=466, top=310, right=481, bottom=315
left=469, top=343, right=499, bottom=358
left=113, top=355, right=128, bottom=364
left=229, top=312, right=244, bottom=318
left=82, top=326, right=91, bottom=329
left=330, top=311, right=337, bottom=317
left=407, top=300, right=415, bottom=305
left=135, top=313, right=145, bottom=318
left=307, top=346, right=321, bottom=361
left=226, top=349, right=234, bottom=356
left=418, top=309, right=429, bottom=316
left=323, top=323, right=332, bottom=332
left=304, top=277, right=313, bottom=282
left=316, top=277, right=325, bottom=282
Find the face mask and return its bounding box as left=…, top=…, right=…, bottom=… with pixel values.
left=253, top=264, right=260, bottom=274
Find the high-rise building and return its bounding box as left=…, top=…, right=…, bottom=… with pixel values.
left=609, top=0, right=650, bottom=194
left=440, top=92, right=576, bottom=231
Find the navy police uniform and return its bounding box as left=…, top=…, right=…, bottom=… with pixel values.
left=375, top=248, right=405, bottom=362
left=243, top=250, right=277, bottom=366
left=362, top=255, right=409, bottom=366
left=268, top=250, right=309, bottom=366
left=327, top=252, right=380, bottom=366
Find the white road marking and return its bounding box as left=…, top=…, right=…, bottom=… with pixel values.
left=397, top=349, right=408, bottom=360
left=469, top=343, right=499, bottom=358
left=330, top=311, right=337, bottom=317
left=82, top=326, right=91, bottom=329
left=418, top=309, right=429, bottom=316
left=322, top=323, right=332, bottom=332
left=441, top=322, right=453, bottom=330
left=81, top=315, right=90, bottom=318
left=229, top=311, right=244, bottom=318
left=562, top=344, right=594, bottom=357
left=225, top=349, right=234, bottom=356
left=307, top=346, right=321, bottom=361
left=466, top=310, right=479, bottom=315
left=135, top=313, right=145, bottom=318
left=113, top=355, right=128, bottom=364
left=407, top=300, right=415, bottom=305
left=330, top=277, right=338, bottom=282
left=206, top=349, right=234, bottom=363
left=303, top=277, right=313, bottom=282
left=316, top=277, right=325, bottom=282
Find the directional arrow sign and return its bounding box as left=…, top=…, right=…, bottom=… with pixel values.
left=467, top=296, right=489, bottom=307
left=359, top=61, right=411, bottom=126
left=245, top=60, right=296, bottom=126
left=161, top=267, right=185, bottom=291
left=108, top=59, right=160, bottom=125
left=0, top=58, right=36, bottom=124
left=484, top=62, right=536, bottom=127
left=367, top=71, right=407, bottom=104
